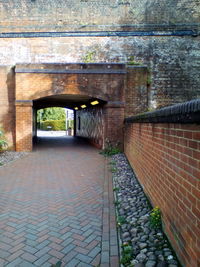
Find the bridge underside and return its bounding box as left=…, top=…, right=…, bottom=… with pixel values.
left=15, top=63, right=132, bottom=151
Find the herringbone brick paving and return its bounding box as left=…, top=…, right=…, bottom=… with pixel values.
left=0, top=137, right=119, bottom=266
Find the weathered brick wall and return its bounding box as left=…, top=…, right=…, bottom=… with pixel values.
left=0, top=66, right=15, bottom=150
left=15, top=64, right=125, bottom=102
left=126, top=66, right=148, bottom=116
left=0, top=35, right=200, bottom=109
left=0, top=0, right=199, bottom=32
left=124, top=102, right=200, bottom=267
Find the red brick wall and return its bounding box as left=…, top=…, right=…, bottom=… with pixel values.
left=124, top=122, right=200, bottom=267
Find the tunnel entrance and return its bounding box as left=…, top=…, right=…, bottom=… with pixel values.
left=32, top=94, right=106, bottom=149
left=15, top=63, right=126, bottom=151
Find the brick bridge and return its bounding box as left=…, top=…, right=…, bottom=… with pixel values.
left=14, top=63, right=147, bottom=151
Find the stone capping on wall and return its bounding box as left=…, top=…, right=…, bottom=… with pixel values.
left=15, top=69, right=127, bottom=75
left=0, top=29, right=198, bottom=38
left=125, top=99, right=200, bottom=124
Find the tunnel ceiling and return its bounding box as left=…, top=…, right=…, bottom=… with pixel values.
left=33, top=94, right=106, bottom=109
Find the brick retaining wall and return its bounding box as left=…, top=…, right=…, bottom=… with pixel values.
left=124, top=100, right=200, bottom=267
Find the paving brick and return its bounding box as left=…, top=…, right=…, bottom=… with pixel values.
left=21, top=252, right=38, bottom=263
left=101, top=251, right=110, bottom=264
left=0, top=138, right=119, bottom=266
left=6, top=258, right=23, bottom=267
left=48, top=249, right=65, bottom=259
left=19, top=260, right=36, bottom=267
left=88, top=246, right=101, bottom=258
left=35, top=246, right=51, bottom=257
left=76, top=253, right=93, bottom=264
left=66, top=258, right=80, bottom=267
left=84, top=234, right=97, bottom=244
left=62, top=244, right=76, bottom=255
left=60, top=231, right=72, bottom=240
left=110, top=256, right=119, bottom=267
left=36, top=240, right=50, bottom=249
left=23, top=245, right=38, bottom=254
left=110, top=245, right=119, bottom=256
left=60, top=237, right=74, bottom=247
left=0, top=249, right=11, bottom=258
left=7, top=249, right=24, bottom=262
left=34, top=254, right=51, bottom=266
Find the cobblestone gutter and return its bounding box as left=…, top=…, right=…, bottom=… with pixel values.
left=0, top=151, right=29, bottom=167
left=111, top=153, right=181, bottom=267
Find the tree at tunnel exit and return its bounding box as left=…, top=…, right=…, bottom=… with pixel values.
left=37, top=107, right=66, bottom=121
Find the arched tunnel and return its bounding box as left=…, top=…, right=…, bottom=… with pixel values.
left=15, top=63, right=128, bottom=151
left=32, top=94, right=107, bottom=149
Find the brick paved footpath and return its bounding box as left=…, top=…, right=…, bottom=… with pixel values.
left=0, top=137, right=119, bottom=267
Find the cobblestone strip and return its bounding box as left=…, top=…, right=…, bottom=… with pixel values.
left=111, top=153, right=180, bottom=267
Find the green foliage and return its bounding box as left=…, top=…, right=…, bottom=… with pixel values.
left=40, top=120, right=66, bottom=131
left=120, top=244, right=133, bottom=266
left=0, top=128, right=8, bottom=152
left=127, top=55, right=142, bottom=66
left=113, top=187, right=120, bottom=192
left=110, top=167, right=117, bottom=173
left=82, top=50, right=96, bottom=63
left=117, top=216, right=127, bottom=226
left=114, top=200, right=121, bottom=206
left=37, top=108, right=66, bottom=122
left=149, top=206, right=162, bottom=229
left=100, top=140, right=121, bottom=157
left=109, top=160, right=116, bottom=166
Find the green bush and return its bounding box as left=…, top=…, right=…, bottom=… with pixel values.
left=0, top=128, right=8, bottom=152
left=40, top=120, right=66, bottom=131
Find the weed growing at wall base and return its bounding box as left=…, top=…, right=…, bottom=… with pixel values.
left=149, top=206, right=162, bottom=229
left=100, top=139, right=121, bottom=156
left=120, top=243, right=134, bottom=266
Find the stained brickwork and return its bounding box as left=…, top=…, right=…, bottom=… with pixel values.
left=0, top=1, right=199, bottom=32
left=126, top=66, right=148, bottom=116
left=0, top=35, right=200, bottom=109
left=124, top=119, right=200, bottom=267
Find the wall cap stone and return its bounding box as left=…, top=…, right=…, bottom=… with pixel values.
left=15, top=68, right=126, bottom=75
left=125, top=99, right=200, bottom=124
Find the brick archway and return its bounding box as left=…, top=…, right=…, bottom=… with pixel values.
left=15, top=63, right=126, bottom=151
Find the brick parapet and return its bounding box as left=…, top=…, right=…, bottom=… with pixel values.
left=124, top=100, right=200, bottom=266
left=125, top=99, right=200, bottom=124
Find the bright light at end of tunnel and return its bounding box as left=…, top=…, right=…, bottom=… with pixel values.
left=81, top=105, right=87, bottom=108
left=91, top=100, right=99, bottom=106
left=74, top=107, right=78, bottom=110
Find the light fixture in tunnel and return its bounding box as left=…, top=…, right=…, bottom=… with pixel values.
left=74, top=107, right=78, bottom=110
left=91, top=100, right=99, bottom=106
left=81, top=105, right=87, bottom=109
